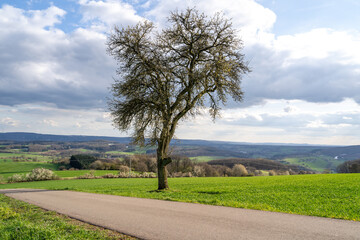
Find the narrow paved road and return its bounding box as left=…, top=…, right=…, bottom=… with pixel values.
left=1, top=189, right=359, bottom=240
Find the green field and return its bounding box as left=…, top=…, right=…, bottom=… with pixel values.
left=283, top=156, right=343, bottom=172
left=1, top=174, right=359, bottom=221
left=0, top=162, right=58, bottom=178
left=54, top=170, right=120, bottom=178
left=0, top=152, right=54, bottom=162
left=106, top=146, right=153, bottom=155
left=0, top=194, right=134, bottom=239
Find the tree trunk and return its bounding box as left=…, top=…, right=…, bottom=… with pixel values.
left=157, top=141, right=172, bottom=190
left=157, top=161, right=169, bottom=190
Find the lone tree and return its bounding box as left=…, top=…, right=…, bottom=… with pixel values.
left=107, top=8, right=250, bottom=190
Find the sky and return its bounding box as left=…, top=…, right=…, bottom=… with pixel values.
left=0, top=0, right=360, bottom=145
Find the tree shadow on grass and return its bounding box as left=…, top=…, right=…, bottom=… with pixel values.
left=197, top=191, right=223, bottom=195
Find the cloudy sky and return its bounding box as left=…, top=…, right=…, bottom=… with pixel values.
left=1, top=0, right=360, bottom=145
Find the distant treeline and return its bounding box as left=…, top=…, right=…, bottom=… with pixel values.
left=207, top=158, right=313, bottom=173
left=62, top=154, right=316, bottom=177
left=337, top=159, right=360, bottom=173
left=0, top=141, right=129, bottom=153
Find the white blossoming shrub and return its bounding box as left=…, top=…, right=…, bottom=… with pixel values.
left=102, top=173, right=117, bottom=178
left=116, top=172, right=156, bottom=178
left=140, top=172, right=156, bottom=178
left=7, top=174, right=26, bottom=183
left=27, top=168, right=59, bottom=181
left=76, top=170, right=101, bottom=179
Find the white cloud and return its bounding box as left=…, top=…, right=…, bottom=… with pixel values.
left=79, top=0, right=144, bottom=31
left=43, top=119, right=59, bottom=127
left=176, top=98, right=360, bottom=144
left=0, top=4, right=116, bottom=108
left=146, top=0, right=276, bottom=45
left=0, top=5, right=66, bottom=30
left=1, top=117, right=19, bottom=127
left=1, top=1, right=360, bottom=145
left=0, top=103, right=125, bottom=136
left=143, top=0, right=360, bottom=108
left=274, top=28, right=360, bottom=64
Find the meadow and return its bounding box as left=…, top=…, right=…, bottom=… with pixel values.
left=283, top=156, right=343, bottom=172
left=1, top=174, right=359, bottom=221
left=0, top=152, right=54, bottom=162
left=0, top=162, right=58, bottom=178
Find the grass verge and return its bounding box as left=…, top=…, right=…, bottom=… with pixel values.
left=0, top=162, right=58, bottom=178
left=0, top=174, right=359, bottom=221
left=0, top=194, right=136, bottom=240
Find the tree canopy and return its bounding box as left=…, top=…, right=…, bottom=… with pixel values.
left=107, top=8, right=250, bottom=189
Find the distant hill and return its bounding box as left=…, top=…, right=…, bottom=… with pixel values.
left=313, top=145, right=360, bottom=161
left=2, top=132, right=360, bottom=172
left=0, top=132, right=132, bottom=143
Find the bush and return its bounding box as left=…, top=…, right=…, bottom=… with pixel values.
left=102, top=173, right=117, bottom=178
left=193, top=165, right=205, bottom=177
left=7, top=174, right=26, bottom=183
left=232, top=164, right=248, bottom=177
left=139, top=172, right=157, bottom=178
left=268, top=170, right=277, bottom=176
left=117, top=171, right=156, bottom=178
left=170, top=172, right=183, bottom=178
left=282, top=171, right=290, bottom=175
left=77, top=170, right=99, bottom=179
left=145, top=157, right=157, bottom=172
left=118, top=165, right=130, bottom=173
left=337, top=159, right=360, bottom=173
left=136, top=161, right=148, bottom=172
left=202, top=164, right=220, bottom=177
left=89, top=160, right=105, bottom=170
left=58, top=165, right=67, bottom=171
left=182, top=172, right=192, bottom=177
left=69, top=154, right=97, bottom=169
left=254, top=170, right=263, bottom=176
left=118, top=172, right=132, bottom=178
left=27, top=168, right=59, bottom=181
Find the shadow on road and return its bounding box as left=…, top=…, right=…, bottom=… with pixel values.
left=0, top=189, right=57, bottom=194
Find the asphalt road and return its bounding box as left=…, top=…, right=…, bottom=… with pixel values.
left=1, top=189, right=359, bottom=240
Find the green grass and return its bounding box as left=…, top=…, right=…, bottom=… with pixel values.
left=54, top=170, right=120, bottom=178
left=1, top=174, right=359, bottom=221
left=0, top=162, right=120, bottom=178
left=0, top=162, right=58, bottom=178
left=0, top=152, right=54, bottom=162
left=0, top=194, right=135, bottom=239
left=283, top=156, right=343, bottom=172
